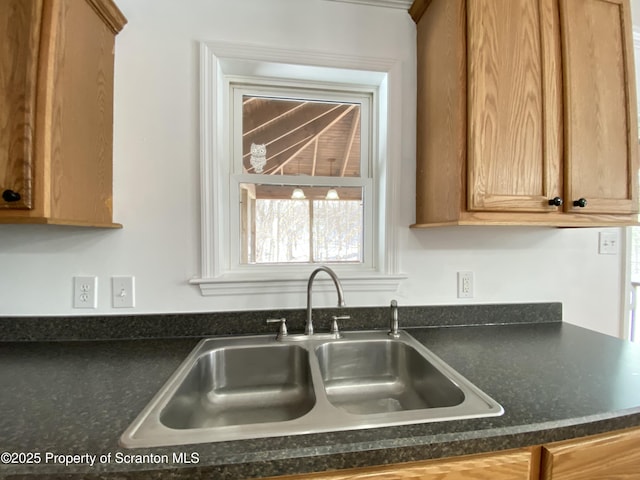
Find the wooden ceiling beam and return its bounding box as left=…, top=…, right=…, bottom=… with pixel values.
left=312, top=138, right=319, bottom=176
left=260, top=134, right=315, bottom=174
left=340, top=109, right=360, bottom=177
left=242, top=103, right=346, bottom=158
left=243, top=102, right=308, bottom=137
left=268, top=105, right=357, bottom=175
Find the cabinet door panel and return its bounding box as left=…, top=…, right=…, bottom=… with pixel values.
left=266, top=449, right=535, bottom=480
left=541, top=427, right=640, bottom=480
left=467, top=0, right=561, bottom=213
left=0, top=0, right=42, bottom=210
left=48, top=0, right=117, bottom=224
left=560, top=0, right=639, bottom=214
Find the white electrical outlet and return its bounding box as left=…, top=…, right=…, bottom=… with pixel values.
left=112, top=276, right=135, bottom=308
left=457, top=271, right=474, bottom=298
left=598, top=231, right=618, bottom=255
left=73, top=276, right=98, bottom=308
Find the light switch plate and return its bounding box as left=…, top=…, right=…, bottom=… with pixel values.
left=598, top=231, right=618, bottom=255
left=112, top=276, right=135, bottom=308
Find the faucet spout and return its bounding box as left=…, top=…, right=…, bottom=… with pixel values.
left=306, top=266, right=345, bottom=335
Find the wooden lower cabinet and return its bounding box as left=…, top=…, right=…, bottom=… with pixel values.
left=541, top=427, right=640, bottom=480
left=266, top=447, right=540, bottom=480
left=262, top=426, right=640, bottom=480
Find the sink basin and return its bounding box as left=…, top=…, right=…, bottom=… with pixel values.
left=120, top=330, right=503, bottom=447
left=316, top=340, right=465, bottom=415
left=161, top=344, right=315, bottom=429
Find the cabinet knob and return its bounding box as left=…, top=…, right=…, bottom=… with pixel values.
left=2, top=189, right=21, bottom=202
left=548, top=197, right=563, bottom=207
left=573, top=198, right=588, bottom=208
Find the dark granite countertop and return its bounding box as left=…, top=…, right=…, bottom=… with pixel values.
left=1, top=306, right=640, bottom=479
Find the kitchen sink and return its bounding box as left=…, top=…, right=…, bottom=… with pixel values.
left=120, top=330, right=503, bottom=448
left=160, top=344, right=315, bottom=429
left=316, top=340, right=465, bottom=415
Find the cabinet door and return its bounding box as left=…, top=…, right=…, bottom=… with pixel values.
left=264, top=448, right=537, bottom=480
left=541, top=427, right=640, bottom=480
left=559, top=0, right=639, bottom=214
left=0, top=0, right=42, bottom=209
left=467, top=0, right=562, bottom=213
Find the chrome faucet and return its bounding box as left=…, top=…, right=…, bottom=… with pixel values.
left=306, top=266, right=346, bottom=335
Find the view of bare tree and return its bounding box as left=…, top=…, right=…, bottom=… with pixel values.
left=252, top=199, right=362, bottom=264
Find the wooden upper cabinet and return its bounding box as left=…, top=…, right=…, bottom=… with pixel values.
left=411, top=0, right=639, bottom=227
left=560, top=0, right=638, bottom=215
left=467, top=0, right=561, bottom=213
left=0, top=0, right=43, bottom=210
left=0, top=0, right=126, bottom=227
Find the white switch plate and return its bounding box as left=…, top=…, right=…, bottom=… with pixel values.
left=73, top=276, right=98, bottom=308
left=457, top=271, right=474, bottom=298
left=112, top=276, right=135, bottom=308
left=598, top=231, right=618, bottom=255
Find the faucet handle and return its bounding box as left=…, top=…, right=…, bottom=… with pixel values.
left=331, top=315, right=350, bottom=338
left=266, top=318, right=288, bottom=339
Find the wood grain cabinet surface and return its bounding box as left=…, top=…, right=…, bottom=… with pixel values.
left=261, top=427, right=640, bottom=479
left=0, top=0, right=126, bottom=227
left=410, top=0, right=639, bottom=227
left=264, top=447, right=539, bottom=480
left=541, top=427, right=640, bottom=480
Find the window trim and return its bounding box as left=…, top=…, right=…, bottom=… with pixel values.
left=191, top=41, right=406, bottom=297
left=622, top=27, right=640, bottom=342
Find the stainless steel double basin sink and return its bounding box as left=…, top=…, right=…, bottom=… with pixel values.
left=120, top=330, right=503, bottom=447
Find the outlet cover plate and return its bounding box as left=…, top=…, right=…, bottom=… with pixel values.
left=73, top=276, right=98, bottom=309
left=457, top=271, right=474, bottom=298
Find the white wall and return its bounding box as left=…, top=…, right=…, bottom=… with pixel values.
left=0, top=0, right=626, bottom=338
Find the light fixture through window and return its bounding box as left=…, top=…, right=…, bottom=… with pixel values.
left=325, top=188, right=339, bottom=200
left=291, top=157, right=306, bottom=199
left=325, top=158, right=340, bottom=200
left=291, top=187, right=306, bottom=199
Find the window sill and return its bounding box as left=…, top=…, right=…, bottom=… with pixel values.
left=190, top=272, right=407, bottom=297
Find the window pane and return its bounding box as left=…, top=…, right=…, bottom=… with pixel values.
left=240, top=184, right=363, bottom=264
left=254, top=199, right=310, bottom=263
left=242, top=95, right=361, bottom=177
left=313, top=199, right=363, bottom=262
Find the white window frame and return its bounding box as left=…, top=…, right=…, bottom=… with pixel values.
left=622, top=27, right=640, bottom=342
left=191, top=41, right=406, bottom=297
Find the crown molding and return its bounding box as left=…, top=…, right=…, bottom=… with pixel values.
left=84, top=0, right=127, bottom=34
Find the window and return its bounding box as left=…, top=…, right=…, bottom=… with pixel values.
left=192, top=42, right=405, bottom=297
left=233, top=89, right=372, bottom=266
left=629, top=227, right=640, bottom=342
